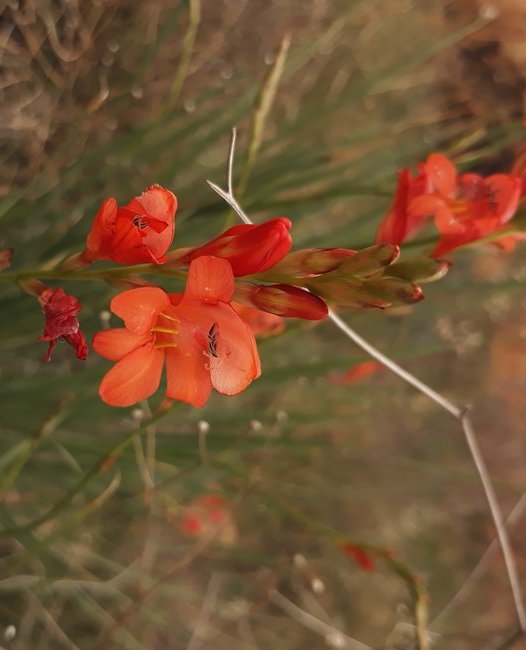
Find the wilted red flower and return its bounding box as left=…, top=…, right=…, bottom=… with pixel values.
left=82, top=184, right=177, bottom=265
left=234, top=282, right=328, bottom=319
left=38, top=287, right=88, bottom=361
left=233, top=303, right=285, bottom=338
left=183, top=217, right=292, bottom=276
left=340, top=543, right=375, bottom=571
left=93, top=256, right=261, bottom=407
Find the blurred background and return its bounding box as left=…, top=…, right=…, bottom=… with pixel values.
left=1, top=0, right=526, bottom=648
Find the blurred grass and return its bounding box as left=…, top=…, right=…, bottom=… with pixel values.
left=1, top=1, right=526, bottom=648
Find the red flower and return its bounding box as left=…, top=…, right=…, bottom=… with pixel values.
left=93, top=256, right=261, bottom=407
left=376, top=166, right=430, bottom=245
left=83, top=184, right=177, bottom=265
left=183, top=217, right=292, bottom=276
left=411, top=154, right=521, bottom=256
left=179, top=495, right=234, bottom=543
left=377, top=153, right=522, bottom=256
left=38, top=287, right=88, bottom=361
left=340, top=543, right=375, bottom=571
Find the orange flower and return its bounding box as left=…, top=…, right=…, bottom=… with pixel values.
left=93, top=256, right=260, bottom=407
left=83, top=184, right=177, bottom=265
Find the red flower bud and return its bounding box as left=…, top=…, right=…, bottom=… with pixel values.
left=184, top=217, right=292, bottom=276
left=234, top=282, right=328, bottom=320
left=82, top=184, right=177, bottom=265
left=38, top=287, right=88, bottom=361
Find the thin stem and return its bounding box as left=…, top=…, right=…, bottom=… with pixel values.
left=207, top=181, right=252, bottom=225
left=268, top=589, right=372, bottom=650
left=432, top=493, right=526, bottom=629
left=227, top=127, right=236, bottom=197
left=460, top=413, right=526, bottom=631
left=328, top=309, right=526, bottom=632
left=0, top=264, right=188, bottom=284
left=328, top=310, right=460, bottom=417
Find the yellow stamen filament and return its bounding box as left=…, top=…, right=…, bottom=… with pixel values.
left=151, top=326, right=180, bottom=335
left=160, top=312, right=180, bottom=322
left=154, top=342, right=179, bottom=350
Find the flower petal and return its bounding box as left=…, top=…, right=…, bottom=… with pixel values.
left=184, top=256, right=235, bottom=304
left=93, top=328, right=152, bottom=361
left=85, top=198, right=117, bottom=258
left=126, top=184, right=177, bottom=259
left=425, top=153, right=456, bottom=196
left=99, top=343, right=165, bottom=407
left=484, top=174, right=521, bottom=224
left=207, top=304, right=261, bottom=396
left=111, top=287, right=170, bottom=334
left=165, top=346, right=212, bottom=408
left=107, top=214, right=155, bottom=264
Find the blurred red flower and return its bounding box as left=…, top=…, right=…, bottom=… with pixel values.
left=38, top=287, right=88, bottom=361
left=83, top=184, right=177, bottom=265
left=184, top=217, right=292, bottom=276
left=93, top=256, right=260, bottom=407
left=331, top=360, right=382, bottom=385
left=179, top=494, right=236, bottom=544
left=377, top=153, right=521, bottom=256
left=340, top=543, right=375, bottom=571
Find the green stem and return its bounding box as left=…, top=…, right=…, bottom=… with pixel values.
left=0, top=265, right=188, bottom=284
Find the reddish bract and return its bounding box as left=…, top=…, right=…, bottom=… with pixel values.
left=38, top=287, right=88, bottom=361
left=83, top=184, right=177, bottom=265
left=93, top=256, right=261, bottom=407
left=184, top=217, right=292, bottom=276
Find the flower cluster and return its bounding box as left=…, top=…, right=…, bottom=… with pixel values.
left=376, top=153, right=523, bottom=256
left=12, top=139, right=524, bottom=409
